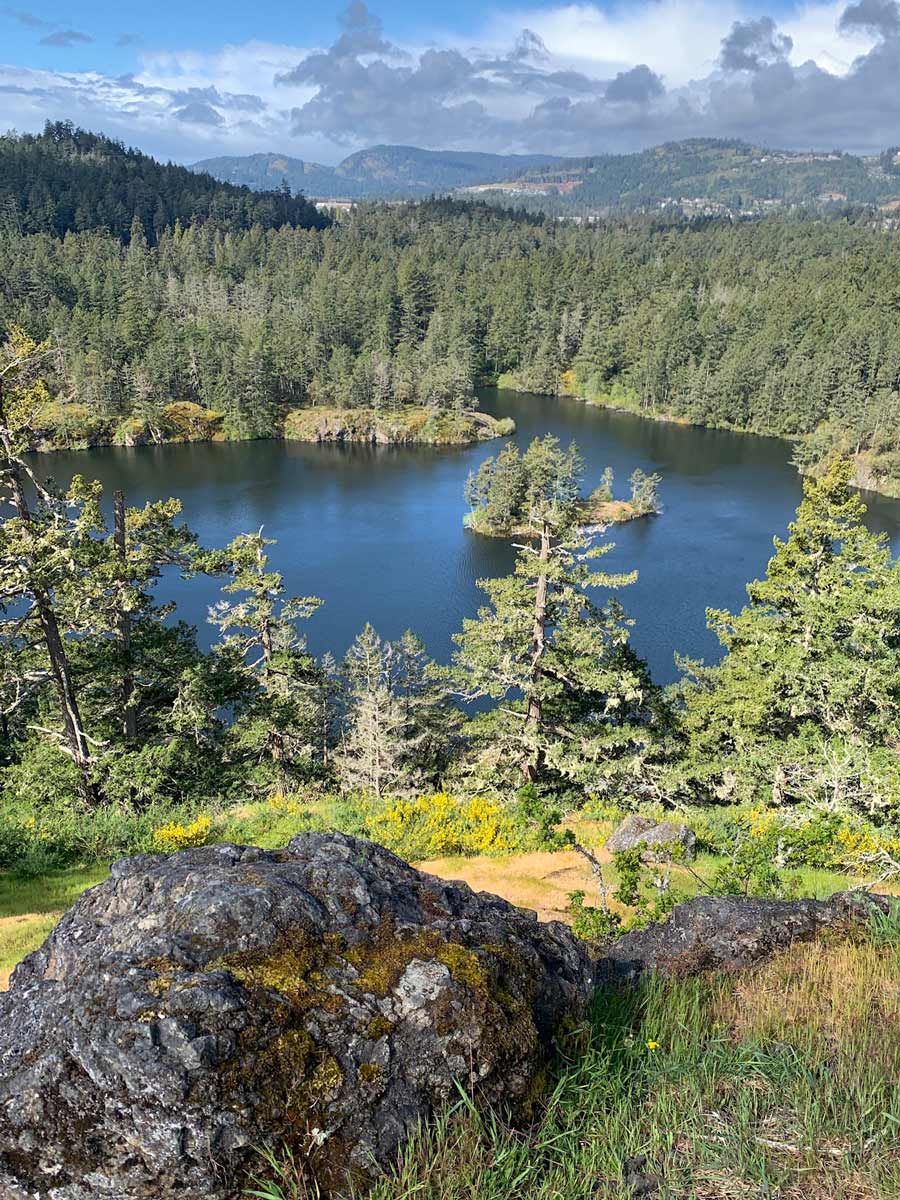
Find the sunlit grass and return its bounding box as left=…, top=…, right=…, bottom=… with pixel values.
left=354, top=937, right=900, bottom=1200
left=0, top=865, right=107, bottom=985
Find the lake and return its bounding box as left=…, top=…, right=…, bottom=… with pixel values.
left=28, top=389, right=900, bottom=685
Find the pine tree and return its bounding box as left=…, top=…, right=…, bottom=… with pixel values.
left=207, top=531, right=327, bottom=783
left=397, top=259, right=432, bottom=349
left=0, top=328, right=95, bottom=800
left=339, top=624, right=408, bottom=798
left=389, top=629, right=460, bottom=787
left=452, top=491, right=664, bottom=795
left=465, top=436, right=583, bottom=536
left=629, top=468, right=662, bottom=514
left=679, top=460, right=900, bottom=813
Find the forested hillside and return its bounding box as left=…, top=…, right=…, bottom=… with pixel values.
left=196, top=137, right=900, bottom=214
left=3, top=193, right=900, bottom=491
left=0, top=123, right=327, bottom=243
left=194, top=144, right=560, bottom=199
left=469, top=138, right=900, bottom=216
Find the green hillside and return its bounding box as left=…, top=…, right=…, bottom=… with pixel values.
left=474, top=138, right=900, bottom=215
left=0, top=122, right=328, bottom=242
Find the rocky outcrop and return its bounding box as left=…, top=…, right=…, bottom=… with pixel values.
left=0, top=833, right=592, bottom=1200
left=604, top=814, right=696, bottom=859
left=596, top=890, right=891, bottom=985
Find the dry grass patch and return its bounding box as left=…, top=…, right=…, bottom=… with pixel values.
left=719, top=938, right=900, bottom=1048
left=415, top=849, right=605, bottom=921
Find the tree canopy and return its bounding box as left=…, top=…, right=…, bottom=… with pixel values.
left=3, top=195, right=900, bottom=491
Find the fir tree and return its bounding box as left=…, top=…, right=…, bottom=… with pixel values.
left=452, top=499, right=665, bottom=795
left=339, top=624, right=409, bottom=798
left=207, top=531, right=327, bottom=784
left=678, top=460, right=900, bottom=814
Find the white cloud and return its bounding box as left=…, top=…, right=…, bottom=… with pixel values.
left=490, top=1, right=742, bottom=85
left=0, top=1, right=898, bottom=162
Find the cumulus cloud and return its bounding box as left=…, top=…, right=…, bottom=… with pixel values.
left=605, top=65, right=665, bottom=102
left=839, top=0, right=900, bottom=38
left=274, top=3, right=603, bottom=146
left=1, top=1, right=899, bottom=163
left=719, top=17, right=794, bottom=70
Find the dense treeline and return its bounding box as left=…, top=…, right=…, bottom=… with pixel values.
left=0, top=123, right=327, bottom=244
left=3, top=191, right=900, bottom=485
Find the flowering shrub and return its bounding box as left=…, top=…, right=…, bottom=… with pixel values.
left=690, top=805, right=900, bottom=898
left=266, top=791, right=306, bottom=818
left=740, top=807, right=900, bottom=871
left=151, top=815, right=214, bottom=853
left=366, top=793, right=526, bottom=860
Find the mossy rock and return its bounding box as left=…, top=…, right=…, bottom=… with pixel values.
left=0, top=833, right=593, bottom=1199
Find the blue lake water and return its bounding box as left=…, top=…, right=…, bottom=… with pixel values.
left=29, top=389, right=900, bottom=685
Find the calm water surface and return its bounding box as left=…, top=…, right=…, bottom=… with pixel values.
left=29, top=389, right=900, bottom=685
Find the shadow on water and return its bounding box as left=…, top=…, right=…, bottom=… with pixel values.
left=26, top=388, right=900, bottom=686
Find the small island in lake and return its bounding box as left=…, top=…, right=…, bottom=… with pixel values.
left=464, top=436, right=661, bottom=536
left=284, top=406, right=515, bottom=446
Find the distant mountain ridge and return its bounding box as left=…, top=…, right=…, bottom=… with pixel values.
left=460, top=138, right=900, bottom=215
left=195, top=137, right=900, bottom=214
left=192, top=145, right=562, bottom=200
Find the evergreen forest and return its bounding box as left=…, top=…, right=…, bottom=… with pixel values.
left=1, top=127, right=900, bottom=491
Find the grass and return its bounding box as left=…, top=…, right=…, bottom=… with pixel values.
left=0, top=864, right=107, bottom=988
left=354, top=934, right=900, bottom=1200
left=416, top=838, right=869, bottom=926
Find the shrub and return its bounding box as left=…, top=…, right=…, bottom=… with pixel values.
left=366, top=793, right=524, bottom=860
left=162, top=401, right=222, bottom=441
left=151, top=815, right=214, bottom=853
left=0, top=792, right=206, bottom=874
left=689, top=805, right=900, bottom=876
left=567, top=890, right=621, bottom=941
left=1, top=739, right=83, bottom=810
left=220, top=792, right=334, bottom=849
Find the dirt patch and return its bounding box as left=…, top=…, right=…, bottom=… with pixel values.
left=415, top=849, right=613, bottom=923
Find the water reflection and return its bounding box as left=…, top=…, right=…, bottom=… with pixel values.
left=26, top=389, right=900, bottom=685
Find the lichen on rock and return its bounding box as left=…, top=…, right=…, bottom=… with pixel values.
left=0, top=832, right=593, bottom=1199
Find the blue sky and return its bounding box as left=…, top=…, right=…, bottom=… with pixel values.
left=1, top=2, right=897, bottom=161
left=2, top=2, right=798, bottom=72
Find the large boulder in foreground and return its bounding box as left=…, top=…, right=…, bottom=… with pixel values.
left=597, top=890, right=892, bottom=985
left=0, top=834, right=593, bottom=1200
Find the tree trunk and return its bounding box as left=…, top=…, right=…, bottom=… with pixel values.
left=6, top=460, right=95, bottom=802
left=524, top=521, right=550, bottom=782
left=113, top=490, right=138, bottom=743
left=573, top=841, right=610, bottom=911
